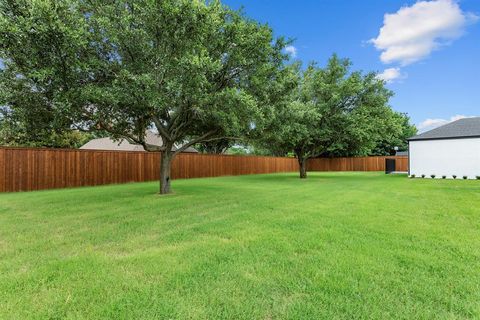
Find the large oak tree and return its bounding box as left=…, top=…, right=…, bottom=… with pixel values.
left=0, top=0, right=289, bottom=193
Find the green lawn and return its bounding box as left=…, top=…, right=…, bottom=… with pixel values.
left=1, top=172, right=479, bottom=319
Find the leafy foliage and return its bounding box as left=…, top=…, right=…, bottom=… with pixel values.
left=325, top=108, right=417, bottom=157
left=0, top=0, right=91, bottom=147
left=0, top=0, right=290, bottom=192
left=259, top=55, right=415, bottom=177
left=0, top=106, right=93, bottom=148
left=195, top=139, right=235, bottom=154
left=0, top=122, right=92, bottom=148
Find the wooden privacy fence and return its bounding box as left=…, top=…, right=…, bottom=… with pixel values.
left=0, top=147, right=298, bottom=192
left=0, top=147, right=409, bottom=192
left=307, top=156, right=408, bottom=172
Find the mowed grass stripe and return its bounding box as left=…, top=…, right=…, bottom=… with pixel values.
left=0, top=172, right=479, bottom=319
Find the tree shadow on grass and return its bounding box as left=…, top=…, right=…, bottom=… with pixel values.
left=236, top=172, right=384, bottom=183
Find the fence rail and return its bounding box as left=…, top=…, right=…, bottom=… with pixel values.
left=0, top=147, right=408, bottom=192
left=307, top=156, right=408, bottom=172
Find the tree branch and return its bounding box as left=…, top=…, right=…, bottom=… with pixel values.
left=95, top=119, right=166, bottom=152
left=152, top=115, right=172, bottom=141
left=173, top=130, right=220, bottom=155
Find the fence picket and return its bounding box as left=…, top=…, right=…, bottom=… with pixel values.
left=0, top=147, right=408, bottom=192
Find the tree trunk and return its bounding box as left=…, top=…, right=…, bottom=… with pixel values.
left=298, top=156, right=307, bottom=179
left=159, top=150, right=173, bottom=194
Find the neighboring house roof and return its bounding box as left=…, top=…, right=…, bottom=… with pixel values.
left=80, top=131, right=198, bottom=153
left=409, top=117, right=480, bottom=141
left=395, top=151, right=408, bottom=156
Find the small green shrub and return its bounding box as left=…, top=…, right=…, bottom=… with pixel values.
left=442, top=176, right=446, bottom=179
left=453, top=175, right=457, bottom=179
left=410, top=174, right=416, bottom=178
left=476, top=176, right=480, bottom=180
left=421, top=174, right=425, bottom=178
left=430, top=175, right=436, bottom=179
left=463, top=176, right=468, bottom=180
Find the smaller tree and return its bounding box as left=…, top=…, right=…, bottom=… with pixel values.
left=262, top=55, right=395, bottom=178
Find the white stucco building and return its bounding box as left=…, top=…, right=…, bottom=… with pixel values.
left=408, top=117, right=480, bottom=179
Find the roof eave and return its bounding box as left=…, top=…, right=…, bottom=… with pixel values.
left=408, top=135, right=480, bottom=142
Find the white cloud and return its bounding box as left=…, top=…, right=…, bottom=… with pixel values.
left=417, top=114, right=476, bottom=132
left=285, top=45, right=297, bottom=58
left=376, top=67, right=406, bottom=83
left=371, top=0, right=478, bottom=66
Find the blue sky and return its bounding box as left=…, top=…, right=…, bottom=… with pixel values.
left=224, top=0, right=480, bottom=131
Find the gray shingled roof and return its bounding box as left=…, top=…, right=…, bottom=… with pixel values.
left=80, top=130, right=198, bottom=153
left=409, top=117, right=480, bottom=141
